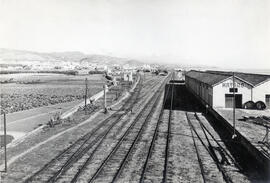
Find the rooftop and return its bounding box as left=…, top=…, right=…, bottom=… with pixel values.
left=185, top=70, right=270, bottom=86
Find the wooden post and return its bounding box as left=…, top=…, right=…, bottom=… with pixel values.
left=85, top=78, right=88, bottom=112
left=144, top=72, right=145, bottom=82
left=4, top=112, right=7, bottom=172
left=232, top=72, right=237, bottom=139
left=104, top=85, right=107, bottom=113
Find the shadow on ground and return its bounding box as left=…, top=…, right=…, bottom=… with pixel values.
left=164, top=83, right=269, bottom=182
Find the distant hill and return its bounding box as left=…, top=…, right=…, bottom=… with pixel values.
left=46, top=51, right=87, bottom=62
left=0, top=48, right=144, bottom=67
left=0, top=48, right=73, bottom=63
left=79, top=55, right=126, bottom=65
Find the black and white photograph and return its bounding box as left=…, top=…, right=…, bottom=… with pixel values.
left=0, top=0, right=269, bottom=182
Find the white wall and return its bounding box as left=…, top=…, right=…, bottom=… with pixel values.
left=213, top=78, right=252, bottom=108
left=123, top=72, right=133, bottom=82
left=253, top=80, right=270, bottom=103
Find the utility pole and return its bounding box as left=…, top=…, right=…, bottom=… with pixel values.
left=3, top=112, right=7, bottom=172
left=144, top=72, right=146, bottom=82
left=232, top=72, right=237, bottom=139
left=85, top=78, right=88, bottom=113
left=104, top=84, right=107, bottom=113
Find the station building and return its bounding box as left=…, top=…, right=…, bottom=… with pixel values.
left=185, top=70, right=270, bottom=108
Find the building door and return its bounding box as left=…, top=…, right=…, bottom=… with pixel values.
left=225, top=94, right=233, bottom=108
left=225, top=94, right=242, bottom=108
left=235, top=94, right=242, bottom=108
left=266, top=95, right=270, bottom=108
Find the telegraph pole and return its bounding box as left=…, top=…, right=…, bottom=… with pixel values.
left=144, top=72, right=146, bottom=82
left=232, top=72, right=237, bottom=139
left=104, top=84, right=107, bottom=113
left=3, top=112, right=7, bottom=172
left=85, top=78, right=88, bottom=113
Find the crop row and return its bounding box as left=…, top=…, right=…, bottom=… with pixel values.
left=0, top=93, right=84, bottom=114
left=0, top=84, right=102, bottom=114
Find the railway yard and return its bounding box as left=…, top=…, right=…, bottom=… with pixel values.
left=1, top=0, right=269, bottom=182
left=0, top=72, right=269, bottom=182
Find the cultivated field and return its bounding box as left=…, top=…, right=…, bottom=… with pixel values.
left=0, top=73, right=104, bottom=114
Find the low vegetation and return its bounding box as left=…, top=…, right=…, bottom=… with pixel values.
left=88, top=70, right=106, bottom=74
left=0, top=73, right=103, bottom=114
left=0, top=93, right=83, bottom=114
left=0, top=70, right=79, bottom=75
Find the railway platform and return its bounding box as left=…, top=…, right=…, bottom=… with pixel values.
left=214, top=107, right=270, bottom=172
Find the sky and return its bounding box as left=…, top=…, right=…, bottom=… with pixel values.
left=0, top=0, right=269, bottom=69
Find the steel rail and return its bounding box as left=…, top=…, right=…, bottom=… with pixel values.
left=25, top=77, right=142, bottom=183
left=87, top=74, right=171, bottom=183
left=111, top=75, right=172, bottom=182
left=194, top=113, right=242, bottom=170
left=26, top=113, right=122, bottom=182
left=69, top=105, right=137, bottom=183
left=137, top=78, right=164, bottom=101
left=186, top=112, right=233, bottom=183
left=186, top=112, right=207, bottom=183
left=162, top=73, right=174, bottom=183
left=139, top=74, right=173, bottom=183
left=196, top=113, right=233, bottom=183
left=47, top=79, right=143, bottom=183
left=70, top=76, right=152, bottom=183
left=70, top=76, right=167, bottom=183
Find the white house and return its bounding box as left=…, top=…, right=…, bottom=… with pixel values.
left=122, top=71, right=133, bottom=82
left=185, top=70, right=270, bottom=108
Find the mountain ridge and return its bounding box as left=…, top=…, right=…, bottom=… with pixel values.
left=0, top=48, right=144, bottom=66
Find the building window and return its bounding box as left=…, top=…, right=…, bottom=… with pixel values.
left=229, top=88, right=238, bottom=93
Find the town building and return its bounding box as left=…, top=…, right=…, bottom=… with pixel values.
left=185, top=70, right=270, bottom=108
left=122, top=71, right=133, bottom=82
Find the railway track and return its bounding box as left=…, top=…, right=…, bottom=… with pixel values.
left=115, top=75, right=174, bottom=183
left=24, top=73, right=171, bottom=182
left=24, top=77, right=143, bottom=182
left=163, top=76, right=174, bottom=183
left=139, top=77, right=173, bottom=183
left=137, top=76, right=164, bottom=100
left=185, top=111, right=245, bottom=183
left=83, top=74, right=172, bottom=182
left=2, top=72, right=253, bottom=183
left=26, top=72, right=243, bottom=183
left=188, top=115, right=207, bottom=183
left=154, top=79, right=245, bottom=183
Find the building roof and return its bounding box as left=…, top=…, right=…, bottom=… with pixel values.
left=185, top=70, right=229, bottom=86
left=185, top=70, right=270, bottom=87
left=206, top=70, right=270, bottom=86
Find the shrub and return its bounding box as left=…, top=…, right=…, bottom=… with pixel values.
left=88, top=70, right=106, bottom=74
